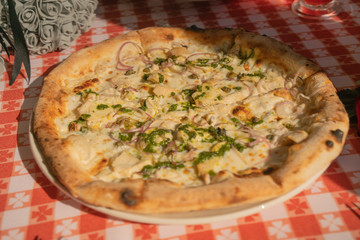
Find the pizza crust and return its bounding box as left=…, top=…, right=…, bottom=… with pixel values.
left=33, top=27, right=349, bottom=213
left=72, top=175, right=283, bottom=213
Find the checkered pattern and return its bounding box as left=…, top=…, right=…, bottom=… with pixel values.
left=1, top=0, right=360, bottom=239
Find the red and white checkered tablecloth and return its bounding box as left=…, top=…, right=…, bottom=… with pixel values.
left=1, top=0, right=360, bottom=239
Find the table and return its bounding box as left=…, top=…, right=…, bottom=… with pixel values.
left=1, top=0, right=359, bottom=239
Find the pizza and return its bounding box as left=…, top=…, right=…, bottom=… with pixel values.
left=33, top=27, right=349, bottom=213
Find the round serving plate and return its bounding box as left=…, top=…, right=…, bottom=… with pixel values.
left=29, top=120, right=328, bottom=225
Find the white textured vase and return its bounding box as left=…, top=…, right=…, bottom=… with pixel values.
left=0, top=0, right=98, bottom=55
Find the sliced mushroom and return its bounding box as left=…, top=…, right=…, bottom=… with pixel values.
left=275, top=101, right=294, bottom=118
left=286, top=130, right=308, bottom=143
left=212, top=170, right=233, bottom=183
left=146, top=71, right=162, bottom=83
left=112, top=151, right=151, bottom=178
left=153, top=85, right=174, bottom=96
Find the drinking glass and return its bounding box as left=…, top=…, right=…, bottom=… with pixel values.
left=292, top=0, right=342, bottom=19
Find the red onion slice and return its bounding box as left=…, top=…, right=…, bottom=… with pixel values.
left=241, top=81, right=252, bottom=98
left=248, top=135, right=271, bottom=149
left=116, top=41, right=144, bottom=71
left=183, top=147, right=196, bottom=161
left=163, top=140, right=178, bottom=154
left=169, top=64, right=188, bottom=75
left=186, top=52, right=220, bottom=65
left=109, top=126, right=119, bottom=141
left=140, top=54, right=153, bottom=65
left=160, top=58, right=174, bottom=69
left=131, top=107, right=154, bottom=120
left=286, top=65, right=305, bottom=88
left=143, top=47, right=171, bottom=67
left=119, top=127, right=142, bottom=133
left=275, top=100, right=294, bottom=118
left=114, top=106, right=154, bottom=120
left=247, top=138, right=260, bottom=147
left=140, top=120, right=153, bottom=133
left=121, top=87, right=138, bottom=95
left=240, top=126, right=271, bottom=149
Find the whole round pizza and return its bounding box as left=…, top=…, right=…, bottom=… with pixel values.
left=33, top=27, right=349, bottom=213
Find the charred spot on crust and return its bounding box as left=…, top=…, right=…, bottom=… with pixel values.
left=121, top=189, right=138, bottom=206
left=90, top=158, right=109, bottom=175
left=255, top=59, right=262, bottom=66
left=308, top=107, right=319, bottom=115
left=73, top=78, right=99, bottom=93
left=229, top=196, right=247, bottom=204
left=331, top=129, right=344, bottom=143
left=232, top=105, right=253, bottom=122
left=232, top=106, right=240, bottom=115
left=166, top=34, right=174, bottom=40
left=187, top=25, right=204, bottom=31
left=44, top=138, right=49, bottom=142
left=232, top=105, right=248, bottom=115
left=326, top=140, right=334, bottom=148
left=237, top=167, right=263, bottom=178
left=263, top=167, right=275, bottom=175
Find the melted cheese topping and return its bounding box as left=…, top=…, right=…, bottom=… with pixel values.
left=57, top=42, right=309, bottom=187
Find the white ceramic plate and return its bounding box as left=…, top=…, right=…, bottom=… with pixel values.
left=29, top=127, right=328, bottom=225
